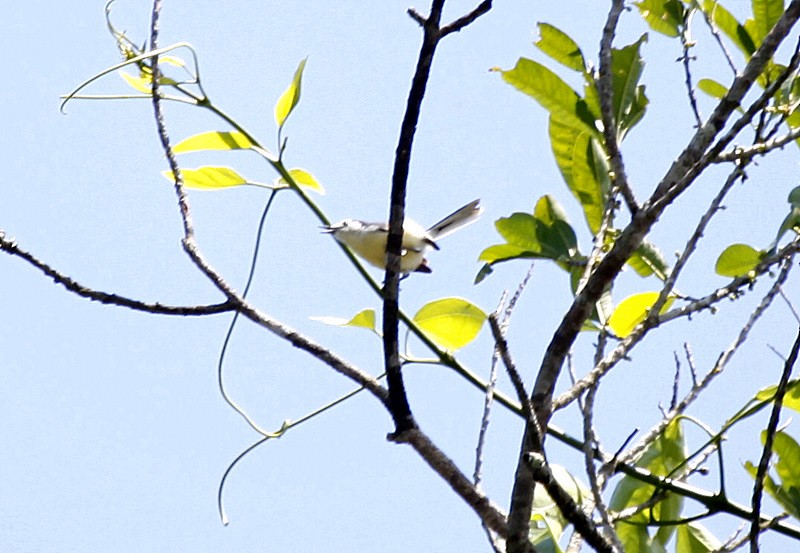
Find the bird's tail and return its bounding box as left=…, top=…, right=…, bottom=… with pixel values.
left=426, top=199, right=483, bottom=240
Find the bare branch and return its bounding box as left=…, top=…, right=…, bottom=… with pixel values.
left=440, top=0, right=492, bottom=37
left=697, top=3, right=739, bottom=75
left=680, top=27, right=703, bottom=127
left=715, top=125, right=800, bottom=162
left=392, top=429, right=508, bottom=536
left=0, top=231, right=233, bottom=316
left=596, top=0, right=639, bottom=216
left=383, top=0, right=493, bottom=434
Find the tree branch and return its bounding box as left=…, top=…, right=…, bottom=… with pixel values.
left=506, top=4, right=800, bottom=549
left=393, top=429, right=509, bottom=536
left=0, top=231, right=233, bottom=316
left=597, top=0, right=639, bottom=216
left=440, top=0, right=492, bottom=37
left=749, top=327, right=800, bottom=552
left=383, top=0, right=492, bottom=435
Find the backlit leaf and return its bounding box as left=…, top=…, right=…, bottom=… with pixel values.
left=715, top=244, right=763, bottom=277
left=275, top=58, right=307, bottom=129
left=697, top=78, right=729, bottom=99
left=162, top=166, right=250, bottom=190
left=173, top=131, right=254, bottom=153
left=752, top=0, right=784, bottom=43
left=534, top=23, right=586, bottom=72
left=611, top=34, right=649, bottom=139
left=755, top=379, right=800, bottom=413
left=675, top=523, right=722, bottom=553
left=274, top=168, right=325, bottom=195
left=413, top=298, right=486, bottom=351
left=311, top=309, right=376, bottom=332
left=702, top=1, right=756, bottom=56
left=635, top=0, right=686, bottom=37
left=608, top=291, right=675, bottom=338
left=498, top=58, right=598, bottom=134
left=627, top=240, right=670, bottom=280
left=549, top=118, right=606, bottom=232
left=610, top=420, right=687, bottom=550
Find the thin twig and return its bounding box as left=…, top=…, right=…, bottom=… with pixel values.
left=715, top=125, right=800, bottom=162
left=680, top=26, right=703, bottom=127
left=622, top=256, right=795, bottom=465
left=440, top=0, right=492, bottom=37
left=698, top=2, right=739, bottom=75
left=596, top=0, right=639, bottom=216
left=0, top=231, right=234, bottom=316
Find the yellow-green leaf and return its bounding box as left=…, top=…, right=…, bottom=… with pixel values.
left=675, top=523, right=722, bottom=553
left=608, top=291, right=675, bottom=338
left=162, top=166, right=249, bottom=190
left=274, top=168, right=325, bottom=195
left=120, top=71, right=153, bottom=93
left=275, top=58, right=307, bottom=129
left=310, top=309, right=376, bottom=332
left=173, top=131, right=254, bottom=153
left=534, top=23, right=586, bottom=72
left=413, top=297, right=486, bottom=351
left=756, top=379, right=800, bottom=414
left=715, top=244, right=763, bottom=277
left=498, top=58, right=598, bottom=135
left=697, top=78, right=729, bottom=99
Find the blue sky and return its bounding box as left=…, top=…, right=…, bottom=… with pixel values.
left=3, top=1, right=800, bottom=551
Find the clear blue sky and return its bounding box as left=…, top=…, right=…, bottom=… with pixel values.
left=2, top=1, right=799, bottom=551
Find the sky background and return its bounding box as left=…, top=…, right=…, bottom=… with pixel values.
left=3, top=1, right=800, bottom=552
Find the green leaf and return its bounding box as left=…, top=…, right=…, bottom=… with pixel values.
left=310, top=309, right=376, bottom=332
left=756, top=379, right=800, bottom=414
left=274, top=168, right=325, bottom=195
left=627, top=240, right=670, bottom=280
left=611, top=34, right=649, bottom=139
left=714, top=243, right=763, bottom=277
left=498, top=58, right=599, bottom=135
left=533, top=195, right=579, bottom=256
left=775, top=206, right=800, bottom=247
left=635, top=0, right=687, bottom=37
left=608, top=291, right=675, bottom=338
left=172, top=131, right=254, bottom=153
left=549, top=118, right=606, bottom=233
left=697, top=78, right=729, bottom=99
left=275, top=58, right=307, bottom=129
left=479, top=197, right=578, bottom=262
left=610, top=420, right=687, bottom=551
left=745, top=431, right=800, bottom=519
left=702, top=1, right=757, bottom=56
left=789, top=185, right=800, bottom=207
left=534, top=23, right=586, bottom=72
left=162, top=166, right=250, bottom=190
left=529, top=465, right=591, bottom=553
left=474, top=263, right=494, bottom=284
left=675, top=523, right=722, bottom=553
left=752, top=0, right=784, bottom=43
left=478, top=243, right=540, bottom=264
left=413, top=298, right=486, bottom=351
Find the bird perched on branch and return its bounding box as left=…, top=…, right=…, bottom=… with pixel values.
left=323, top=199, right=483, bottom=274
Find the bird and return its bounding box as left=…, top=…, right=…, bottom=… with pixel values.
left=323, top=199, right=482, bottom=274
